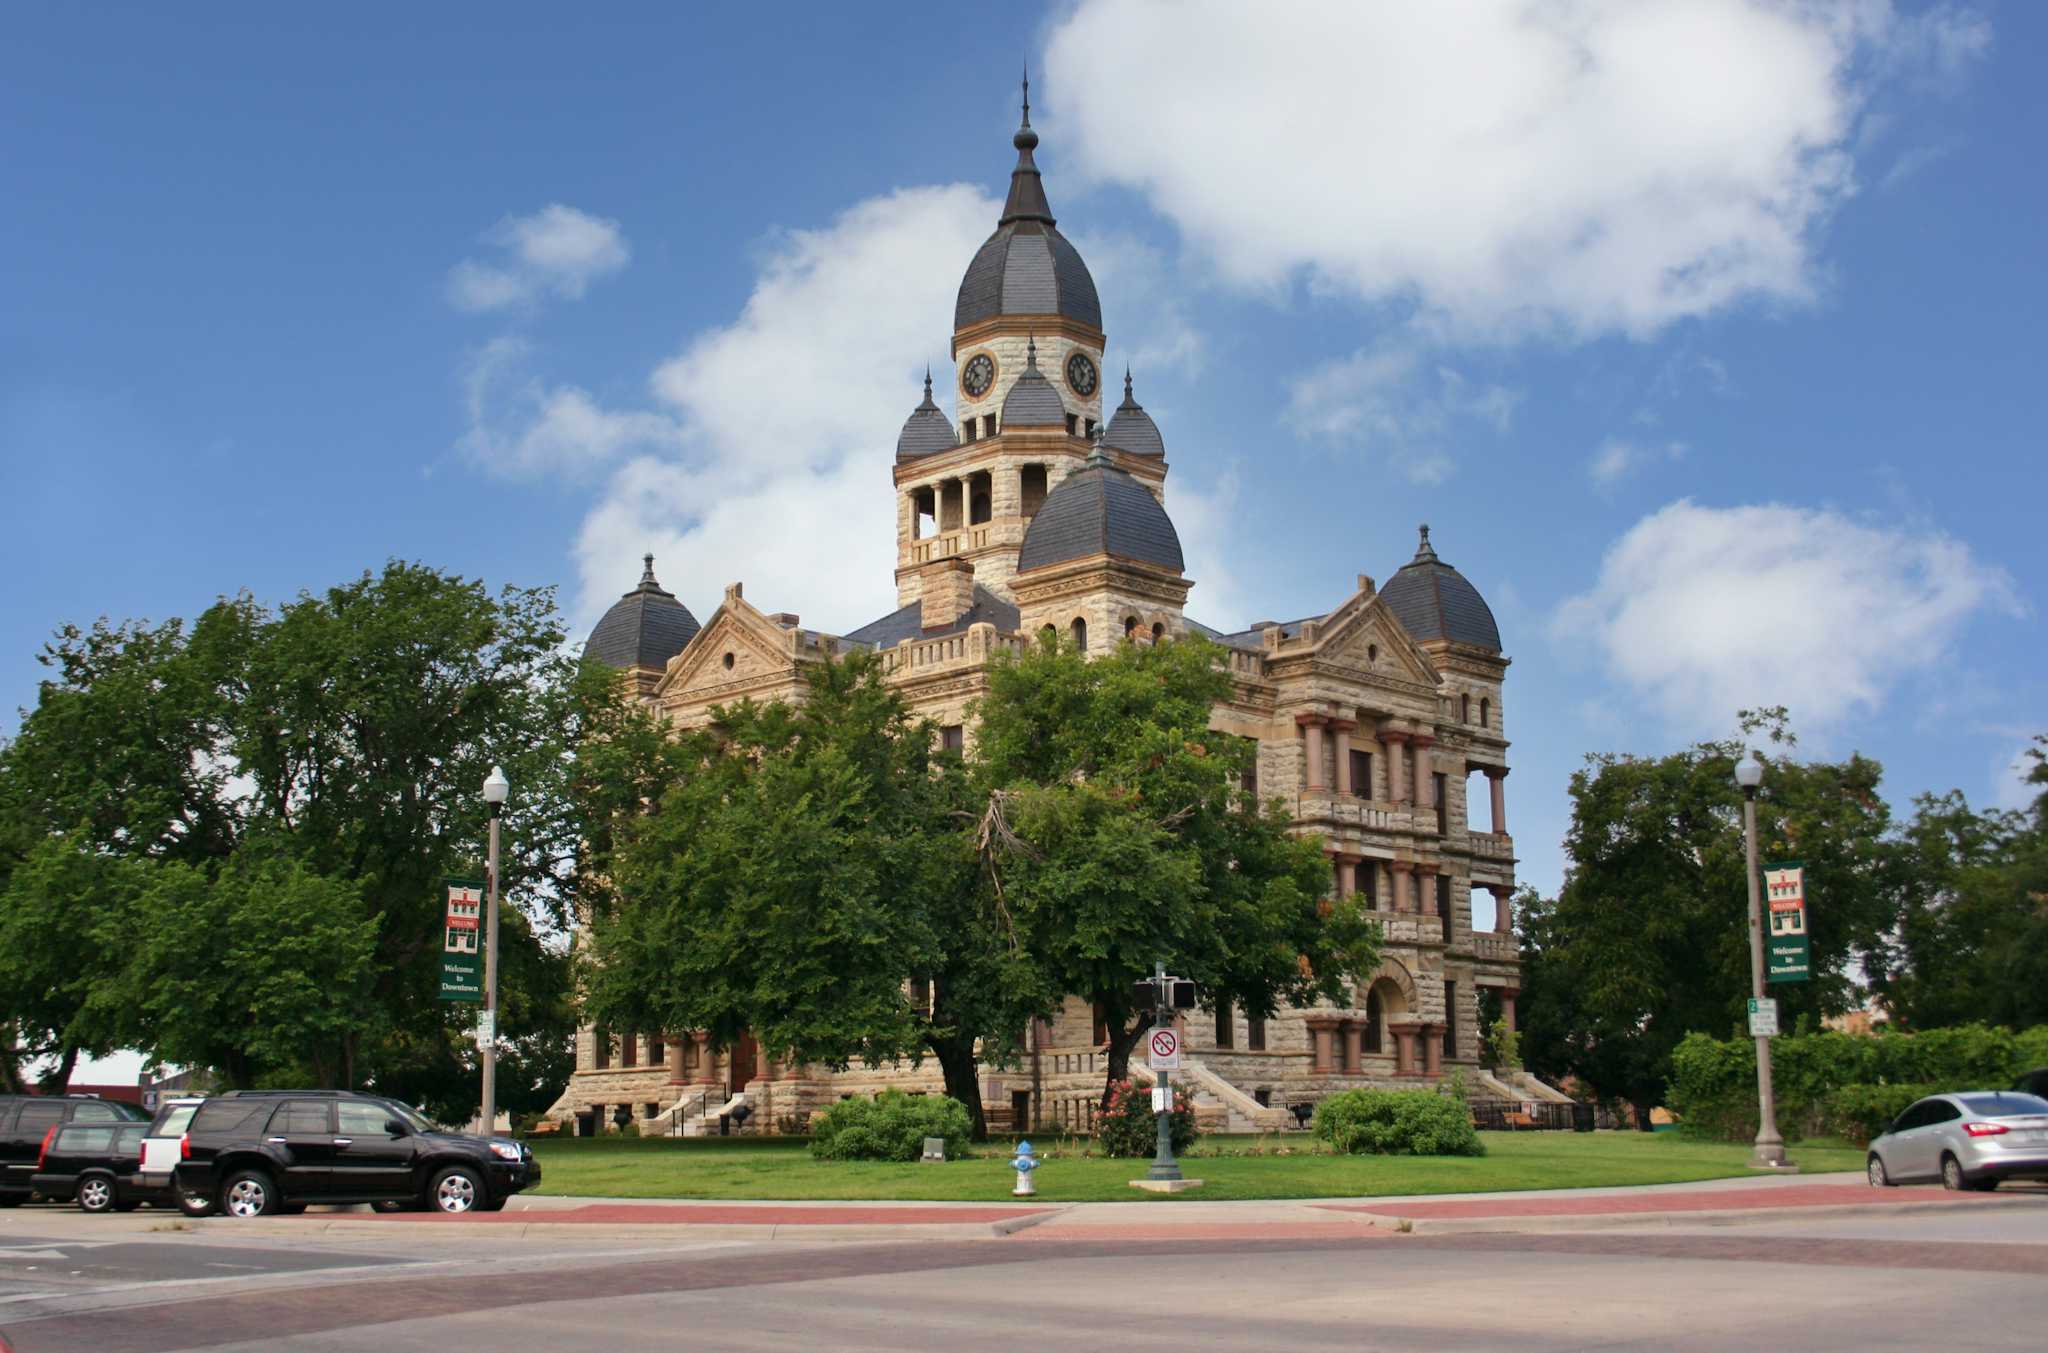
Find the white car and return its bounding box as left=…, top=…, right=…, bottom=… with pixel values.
left=139, top=1097, right=214, bottom=1215
left=1867, top=1090, right=2048, bottom=1191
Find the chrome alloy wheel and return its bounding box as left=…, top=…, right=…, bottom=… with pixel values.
left=434, top=1172, right=478, bottom=1213
left=1866, top=1155, right=1888, bottom=1188
left=225, top=1177, right=269, bottom=1218
left=78, top=1177, right=114, bottom=1212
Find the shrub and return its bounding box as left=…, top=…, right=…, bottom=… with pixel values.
left=1824, top=1082, right=1942, bottom=1146
left=809, top=1091, right=973, bottom=1162
left=1311, top=1088, right=1484, bottom=1157
left=1096, top=1078, right=1197, bottom=1158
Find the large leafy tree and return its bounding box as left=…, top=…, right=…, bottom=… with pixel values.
left=1879, top=738, right=2048, bottom=1030
left=0, top=562, right=610, bottom=1106
left=1518, top=710, right=1903, bottom=1122
left=582, top=650, right=1031, bottom=1138
left=974, top=634, right=1381, bottom=1103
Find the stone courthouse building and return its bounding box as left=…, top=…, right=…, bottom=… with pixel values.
left=546, top=95, right=1534, bottom=1136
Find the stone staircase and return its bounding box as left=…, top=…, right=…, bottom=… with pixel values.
left=1129, top=1057, right=1294, bottom=1133
left=664, top=1088, right=751, bottom=1137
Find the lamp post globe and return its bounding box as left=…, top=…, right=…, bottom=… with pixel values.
left=480, top=765, right=509, bottom=1134
left=1734, top=752, right=1787, bottom=1169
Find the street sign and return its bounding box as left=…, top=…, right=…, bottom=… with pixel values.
left=1151, top=1086, right=1169, bottom=1113
left=1748, top=997, right=1779, bottom=1038
left=438, top=877, right=485, bottom=1002
left=1147, top=1027, right=1182, bottom=1070
left=476, top=1010, right=496, bottom=1046
left=1763, top=860, right=1812, bottom=983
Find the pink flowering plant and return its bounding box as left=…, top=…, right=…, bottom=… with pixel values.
left=1096, top=1077, right=1198, bottom=1158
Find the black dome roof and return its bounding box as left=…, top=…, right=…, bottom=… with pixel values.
left=1018, top=445, right=1183, bottom=574
left=896, top=370, right=957, bottom=460
left=1001, top=339, right=1067, bottom=426
left=586, top=555, right=701, bottom=670
left=1378, top=526, right=1501, bottom=652
left=954, top=102, right=1100, bottom=331
left=1101, top=370, right=1165, bottom=458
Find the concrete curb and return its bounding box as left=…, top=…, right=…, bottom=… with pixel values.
left=1332, top=1193, right=2048, bottom=1236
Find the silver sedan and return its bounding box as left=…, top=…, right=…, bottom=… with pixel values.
left=1867, top=1090, right=2048, bottom=1191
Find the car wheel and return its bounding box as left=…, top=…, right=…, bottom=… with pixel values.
left=1866, top=1154, right=1891, bottom=1188
left=429, top=1166, right=484, bottom=1215
left=76, top=1173, right=117, bottom=1214
left=372, top=1198, right=420, bottom=1213
left=176, top=1188, right=216, bottom=1218
left=221, top=1169, right=278, bottom=1218
left=1941, top=1154, right=1967, bottom=1192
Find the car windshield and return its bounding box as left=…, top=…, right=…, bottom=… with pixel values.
left=385, top=1100, right=437, bottom=1133
left=1959, top=1092, right=2048, bottom=1116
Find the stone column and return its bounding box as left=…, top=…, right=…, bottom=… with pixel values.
left=1501, top=991, right=1519, bottom=1036
left=1413, top=735, right=1437, bottom=818
left=1341, top=1020, right=1364, bottom=1075
left=1296, top=713, right=1326, bottom=792
left=1487, top=766, right=1509, bottom=834
left=1491, top=885, right=1513, bottom=934
left=1390, top=859, right=1413, bottom=913
left=691, top=1031, right=716, bottom=1084
left=1308, top=1019, right=1335, bottom=1074
left=1332, top=719, right=1356, bottom=796
left=1334, top=853, right=1358, bottom=898
left=1393, top=1027, right=1417, bottom=1076
left=756, top=1044, right=772, bottom=1083
left=780, top=1056, right=803, bottom=1081
left=667, top=1037, right=687, bottom=1084
left=1382, top=730, right=1408, bottom=804
left=1423, top=1025, right=1444, bottom=1078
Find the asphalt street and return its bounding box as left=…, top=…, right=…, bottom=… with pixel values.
left=2, top=1200, right=2045, bottom=1351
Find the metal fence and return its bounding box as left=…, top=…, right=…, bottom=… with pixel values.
left=1468, top=1098, right=1620, bottom=1132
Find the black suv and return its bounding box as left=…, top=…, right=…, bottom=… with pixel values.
left=1, top=1094, right=150, bottom=1206
left=168, top=1090, right=540, bottom=1218
left=31, top=1122, right=152, bottom=1212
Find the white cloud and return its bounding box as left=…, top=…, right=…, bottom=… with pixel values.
left=574, top=184, right=1000, bottom=633
left=448, top=204, right=630, bottom=312
left=1046, top=0, right=1989, bottom=340
left=1588, top=436, right=1687, bottom=489
left=1553, top=500, right=2022, bottom=730
left=1071, top=230, right=1206, bottom=378
left=458, top=336, right=680, bottom=478
left=1285, top=341, right=1519, bottom=485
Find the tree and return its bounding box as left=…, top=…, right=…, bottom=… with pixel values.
left=974, top=634, right=1381, bottom=1104
left=582, top=650, right=1032, bottom=1137
left=1518, top=710, right=1902, bottom=1123
left=0, top=561, right=606, bottom=1102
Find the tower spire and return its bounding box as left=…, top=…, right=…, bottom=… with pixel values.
left=1000, top=71, right=1054, bottom=226
left=1021, top=62, right=1031, bottom=129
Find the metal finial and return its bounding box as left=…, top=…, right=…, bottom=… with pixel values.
left=1026, top=334, right=1038, bottom=366
left=640, top=552, right=657, bottom=584
left=923, top=366, right=933, bottom=399
left=1124, top=367, right=1133, bottom=399
left=1419, top=523, right=1430, bottom=545
left=1021, top=63, right=1030, bottom=128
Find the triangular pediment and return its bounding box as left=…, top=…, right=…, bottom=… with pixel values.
left=655, top=586, right=799, bottom=700
left=1309, top=588, right=1441, bottom=687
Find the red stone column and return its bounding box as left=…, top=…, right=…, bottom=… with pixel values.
left=1501, top=991, right=1519, bottom=1036
left=1331, top=718, right=1357, bottom=796
left=1308, top=1019, right=1335, bottom=1074
left=667, top=1037, right=687, bottom=1084
left=756, top=1045, right=772, bottom=1082
left=1491, top=885, right=1513, bottom=934
left=1488, top=766, right=1509, bottom=834
left=1335, top=853, right=1358, bottom=898
left=1393, top=1027, right=1417, bottom=1076
left=1341, top=1020, right=1364, bottom=1075
left=1296, top=713, right=1327, bottom=792
left=1389, top=859, right=1413, bottom=913
left=780, top=1055, right=803, bottom=1081
left=1412, top=735, right=1437, bottom=818
left=691, top=1032, right=716, bottom=1084
left=1423, top=1025, right=1444, bottom=1078
left=1382, top=730, right=1408, bottom=804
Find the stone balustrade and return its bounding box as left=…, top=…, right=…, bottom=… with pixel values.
left=1469, top=831, right=1515, bottom=860
left=879, top=624, right=1025, bottom=677
left=1472, top=933, right=1518, bottom=963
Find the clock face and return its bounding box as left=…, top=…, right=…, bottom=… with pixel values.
left=1066, top=352, right=1098, bottom=397
left=962, top=353, right=995, bottom=398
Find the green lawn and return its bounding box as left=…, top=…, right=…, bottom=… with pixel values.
left=527, top=1131, right=1866, bottom=1203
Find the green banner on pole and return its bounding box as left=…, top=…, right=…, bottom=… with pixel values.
left=438, top=877, right=486, bottom=1002
left=1763, top=860, right=1811, bottom=984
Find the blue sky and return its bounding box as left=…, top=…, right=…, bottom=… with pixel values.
left=5, top=1, right=2043, bottom=908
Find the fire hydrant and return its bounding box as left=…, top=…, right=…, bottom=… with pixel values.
left=1010, top=1140, right=1041, bottom=1197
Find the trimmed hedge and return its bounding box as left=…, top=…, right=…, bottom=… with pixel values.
left=1097, top=1078, right=1198, bottom=1158
left=809, top=1090, right=973, bottom=1162
left=1667, top=1023, right=2048, bottom=1144
left=1311, top=1088, right=1484, bottom=1157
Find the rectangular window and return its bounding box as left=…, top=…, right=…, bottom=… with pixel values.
left=268, top=1101, right=333, bottom=1136
left=910, top=978, right=932, bottom=1016
left=649, top=1034, right=665, bottom=1064
left=1242, top=740, right=1259, bottom=800
left=1360, top=862, right=1378, bottom=910
left=1021, top=463, right=1049, bottom=516
left=620, top=1034, right=638, bottom=1069
left=940, top=724, right=965, bottom=753
left=191, top=1100, right=268, bottom=1135
left=1444, top=981, right=1458, bottom=1060
left=593, top=1028, right=611, bottom=1070
left=1438, top=874, right=1454, bottom=942
left=1247, top=1016, right=1267, bottom=1052
left=1214, top=1004, right=1234, bottom=1049
left=1350, top=749, right=1372, bottom=798
left=1433, top=772, right=1448, bottom=835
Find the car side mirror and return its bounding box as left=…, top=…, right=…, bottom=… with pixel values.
left=384, top=1119, right=409, bottom=1137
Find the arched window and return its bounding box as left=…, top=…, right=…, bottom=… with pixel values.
left=1070, top=617, right=1088, bottom=653
left=1480, top=697, right=1491, bottom=730
left=1461, top=693, right=1471, bottom=724
left=1152, top=622, right=1166, bottom=642
left=1125, top=615, right=1139, bottom=640
left=1040, top=623, right=1058, bottom=647
left=1365, top=990, right=1384, bottom=1055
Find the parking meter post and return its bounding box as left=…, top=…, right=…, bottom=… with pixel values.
left=1147, top=961, right=1183, bottom=1183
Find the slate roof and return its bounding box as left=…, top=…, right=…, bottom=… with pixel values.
left=1378, top=526, right=1502, bottom=651
left=842, top=585, right=1022, bottom=648
left=586, top=556, right=702, bottom=670
left=1017, top=448, right=1184, bottom=574
left=1102, top=370, right=1165, bottom=458
left=1001, top=339, right=1067, bottom=426
left=896, top=370, right=957, bottom=460
left=954, top=111, right=1100, bottom=330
